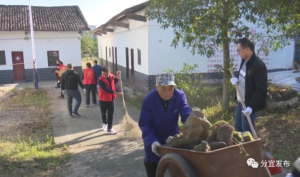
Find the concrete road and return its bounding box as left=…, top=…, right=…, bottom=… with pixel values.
left=46, top=83, right=146, bottom=177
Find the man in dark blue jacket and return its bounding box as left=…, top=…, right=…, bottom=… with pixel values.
left=92, top=60, right=102, bottom=93
left=138, top=73, right=192, bottom=177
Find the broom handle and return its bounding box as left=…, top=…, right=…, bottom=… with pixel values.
left=118, top=71, right=127, bottom=109
left=48, top=82, right=58, bottom=89
left=231, top=68, right=272, bottom=177
left=229, top=67, right=258, bottom=139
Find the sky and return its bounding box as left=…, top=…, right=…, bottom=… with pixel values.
left=0, top=0, right=146, bottom=27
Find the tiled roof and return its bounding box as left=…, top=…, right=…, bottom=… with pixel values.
left=93, top=1, right=148, bottom=35
left=0, top=5, right=90, bottom=31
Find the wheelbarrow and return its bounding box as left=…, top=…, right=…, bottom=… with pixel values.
left=156, top=138, right=272, bottom=177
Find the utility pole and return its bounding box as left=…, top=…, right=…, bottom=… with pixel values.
left=28, top=0, right=38, bottom=89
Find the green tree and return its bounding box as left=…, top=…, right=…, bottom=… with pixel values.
left=145, top=0, right=297, bottom=111
left=81, top=31, right=94, bottom=57
left=92, top=37, right=98, bottom=56
left=252, top=0, right=300, bottom=50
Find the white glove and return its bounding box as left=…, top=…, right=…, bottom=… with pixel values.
left=151, top=141, right=161, bottom=156
left=230, top=77, right=238, bottom=85
left=62, top=90, right=66, bottom=95
left=242, top=107, right=252, bottom=116
left=83, top=89, right=86, bottom=93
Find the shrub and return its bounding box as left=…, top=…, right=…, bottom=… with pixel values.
left=163, top=62, right=220, bottom=108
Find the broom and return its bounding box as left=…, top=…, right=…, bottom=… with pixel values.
left=229, top=67, right=281, bottom=176
left=118, top=71, right=142, bottom=139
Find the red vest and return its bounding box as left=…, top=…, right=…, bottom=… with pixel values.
left=98, top=74, right=116, bottom=101
left=83, top=67, right=96, bottom=84
left=58, top=64, right=65, bottom=70
left=54, top=64, right=65, bottom=75
left=55, top=64, right=66, bottom=80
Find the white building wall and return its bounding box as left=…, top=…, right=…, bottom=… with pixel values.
left=242, top=20, right=294, bottom=70
left=97, top=9, right=149, bottom=75
left=148, top=19, right=295, bottom=74
left=0, top=31, right=82, bottom=70
left=148, top=19, right=205, bottom=75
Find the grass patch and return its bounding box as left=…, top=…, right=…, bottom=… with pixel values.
left=15, top=88, right=48, bottom=107
left=0, top=136, right=69, bottom=173
left=0, top=88, right=70, bottom=177
left=125, top=96, right=144, bottom=110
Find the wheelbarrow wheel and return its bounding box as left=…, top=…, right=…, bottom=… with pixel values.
left=156, top=153, right=196, bottom=177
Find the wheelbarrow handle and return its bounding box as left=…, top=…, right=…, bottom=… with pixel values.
left=229, top=67, right=258, bottom=139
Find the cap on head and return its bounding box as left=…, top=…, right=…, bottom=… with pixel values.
left=156, top=73, right=176, bottom=86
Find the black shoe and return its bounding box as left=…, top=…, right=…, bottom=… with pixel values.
left=73, top=112, right=81, bottom=117
left=69, top=113, right=73, bottom=118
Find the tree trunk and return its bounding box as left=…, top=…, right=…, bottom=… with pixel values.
left=221, top=34, right=231, bottom=112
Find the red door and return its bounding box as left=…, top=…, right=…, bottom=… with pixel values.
left=125, top=48, right=129, bottom=80
left=115, top=47, right=118, bottom=71
left=12, top=52, right=25, bottom=81
left=130, top=49, right=134, bottom=84
left=112, top=47, right=115, bottom=73
left=106, top=46, right=108, bottom=66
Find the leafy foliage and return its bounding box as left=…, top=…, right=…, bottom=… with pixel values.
left=252, top=0, right=300, bottom=52
left=146, top=0, right=299, bottom=56
left=145, top=0, right=300, bottom=111
left=163, top=63, right=221, bottom=108
left=147, top=0, right=254, bottom=57
left=81, top=31, right=98, bottom=57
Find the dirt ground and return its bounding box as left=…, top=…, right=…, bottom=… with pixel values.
left=0, top=81, right=292, bottom=177
left=0, top=82, right=47, bottom=139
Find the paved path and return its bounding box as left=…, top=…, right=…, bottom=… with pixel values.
left=46, top=82, right=146, bottom=177
left=268, top=70, right=300, bottom=94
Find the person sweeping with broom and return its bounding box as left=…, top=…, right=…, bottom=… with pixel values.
left=138, top=73, right=192, bottom=177
left=98, top=66, right=122, bottom=135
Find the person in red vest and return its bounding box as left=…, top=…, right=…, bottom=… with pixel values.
left=55, top=59, right=65, bottom=88
left=82, top=62, right=98, bottom=106
left=55, top=59, right=66, bottom=99
left=98, top=66, right=122, bottom=135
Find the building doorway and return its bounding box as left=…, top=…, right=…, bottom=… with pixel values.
left=12, top=51, right=25, bottom=81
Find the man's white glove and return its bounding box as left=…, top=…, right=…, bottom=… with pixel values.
left=230, top=77, right=238, bottom=85
left=151, top=141, right=161, bottom=156
left=83, top=89, right=86, bottom=93
left=242, top=107, right=252, bottom=116
left=62, top=90, right=66, bottom=95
